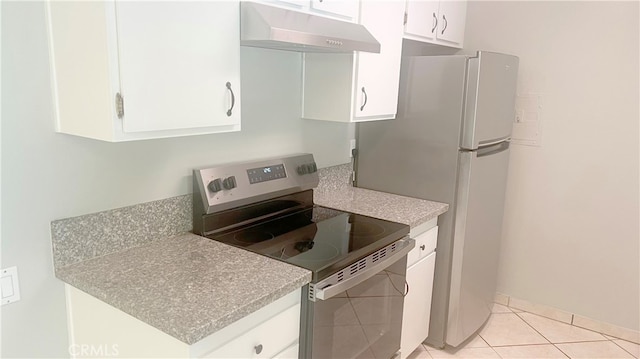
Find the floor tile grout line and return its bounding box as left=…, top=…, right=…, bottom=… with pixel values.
left=487, top=341, right=605, bottom=348
left=485, top=308, right=611, bottom=357
left=551, top=342, right=572, bottom=359
left=609, top=338, right=640, bottom=358
left=512, top=310, right=554, bottom=345
left=512, top=309, right=610, bottom=345
left=418, top=307, right=637, bottom=359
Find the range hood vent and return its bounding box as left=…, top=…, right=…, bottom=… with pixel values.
left=240, top=2, right=381, bottom=53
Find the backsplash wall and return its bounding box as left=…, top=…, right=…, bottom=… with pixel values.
left=1, top=2, right=352, bottom=357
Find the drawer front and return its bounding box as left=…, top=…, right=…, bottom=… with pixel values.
left=202, top=304, right=301, bottom=358
left=407, top=226, right=438, bottom=267
left=272, top=342, right=299, bottom=359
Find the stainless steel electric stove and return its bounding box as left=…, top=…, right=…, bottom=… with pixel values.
left=193, top=154, right=414, bottom=359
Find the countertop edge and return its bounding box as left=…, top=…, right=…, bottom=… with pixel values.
left=56, top=233, right=312, bottom=345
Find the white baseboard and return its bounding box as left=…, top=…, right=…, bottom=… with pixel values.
left=572, top=314, right=640, bottom=345
left=493, top=292, right=510, bottom=307
left=494, top=292, right=639, bottom=344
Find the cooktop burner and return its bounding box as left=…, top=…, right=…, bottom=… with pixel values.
left=207, top=205, right=409, bottom=281
left=234, top=231, right=275, bottom=244
left=274, top=241, right=340, bottom=262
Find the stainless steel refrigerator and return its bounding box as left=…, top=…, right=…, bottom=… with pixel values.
left=355, top=51, right=519, bottom=348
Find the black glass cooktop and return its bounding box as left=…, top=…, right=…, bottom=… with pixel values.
left=207, top=206, right=409, bottom=281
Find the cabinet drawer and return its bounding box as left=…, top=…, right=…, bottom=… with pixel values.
left=407, top=226, right=438, bottom=267
left=202, top=303, right=301, bottom=358
left=273, top=342, right=299, bottom=359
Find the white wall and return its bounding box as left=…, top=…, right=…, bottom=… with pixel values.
left=0, top=2, right=353, bottom=357
left=464, top=1, right=639, bottom=330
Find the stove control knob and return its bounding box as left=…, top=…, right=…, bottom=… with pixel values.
left=297, top=165, right=308, bottom=175
left=208, top=178, right=222, bottom=193
left=307, top=162, right=318, bottom=173
left=222, top=176, right=237, bottom=190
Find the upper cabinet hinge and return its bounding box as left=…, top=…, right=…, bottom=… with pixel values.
left=403, top=12, right=408, bottom=25
left=115, top=92, right=124, bottom=119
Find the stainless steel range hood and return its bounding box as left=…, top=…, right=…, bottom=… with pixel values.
left=240, top=2, right=381, bottom=53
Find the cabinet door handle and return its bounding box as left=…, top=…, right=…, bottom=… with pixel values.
left=254, top=344, right=263, bottom=354
left=441, top=14, right=448, bottom=35
left=360, top=87, right=368, bottom=111
left=226, top=82, right=235, bottom=117
left=420, top=244, right=426, bottom=251
left=432, top=12, right=438, bottom=33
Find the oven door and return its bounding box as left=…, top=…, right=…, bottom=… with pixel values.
left=300, top=238, right=414, bottom=359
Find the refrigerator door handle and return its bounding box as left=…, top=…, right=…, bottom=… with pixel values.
left=477, top=141, right=510, bottom=158
left=478, top=136, right=510, bottom=148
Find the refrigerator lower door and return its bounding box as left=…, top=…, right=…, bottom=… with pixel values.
left=447, top=141, right=511, bottom=347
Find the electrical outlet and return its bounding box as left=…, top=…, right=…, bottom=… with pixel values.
left=1, top=266, right=21, bottom=305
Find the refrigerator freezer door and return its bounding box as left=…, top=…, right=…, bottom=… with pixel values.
left=447, top=142, right=511, bottom=347
left=461, top=52, right=519, bottom=150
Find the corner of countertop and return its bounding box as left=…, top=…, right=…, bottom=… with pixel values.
left=315, top=163, right=449, bottom=228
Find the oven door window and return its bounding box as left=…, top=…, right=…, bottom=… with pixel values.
left=311, top=257, right=407, bottom=359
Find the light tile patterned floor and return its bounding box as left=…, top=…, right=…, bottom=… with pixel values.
left=407, top=304, right=639, bottom=359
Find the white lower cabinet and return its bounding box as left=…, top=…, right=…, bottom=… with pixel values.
left=401, top=252, right=436, bottom=358
left=401, top=223, right=438, bottom=359
left=65, top=285, right=301, bottom=359
left=272, top=343, right=299, bottom=359
left=202, top=304, right=300, bottom=358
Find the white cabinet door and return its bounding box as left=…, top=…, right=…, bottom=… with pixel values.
left=302, top=1, right=404, bottom=122
left=46, top=1, right=241, bottom=142
left=403, top=0, right=466, bottom=48
left=401, top=252, right=436, bottom=359
left=354, top=0, right=405, bottom=120
left=404, top=1, right=439, bottom=41
left=309, top=0, right=358, bottom=20
left=436, top=1, right=467, bottom=45
left=115, top=1, right=240, bottom=133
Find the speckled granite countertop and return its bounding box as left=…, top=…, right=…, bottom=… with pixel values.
left=51, top=162, right=446, bottom=347
left=56, top=232, right=311, bottom=345
left=314, top=164, right=449, bottom=228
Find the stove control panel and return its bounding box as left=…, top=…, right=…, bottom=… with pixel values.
left=247, top=164, right=286, bottom=184
left=193, top=153, right=320, bottom=215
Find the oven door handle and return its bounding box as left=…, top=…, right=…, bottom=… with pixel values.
left=314, top=238, right=415, bottom=301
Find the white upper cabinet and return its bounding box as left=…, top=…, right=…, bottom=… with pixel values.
left=259, top=0, right=358, bottom=21
left=354, top=1, right=405, bottom=119
left=302, top=1, right=405, bottom=122
left=404, top=0, right=467, bottom=48
left=309, top=0, right=358, bottom=20
left=46, top=1, right=241, bottom=142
